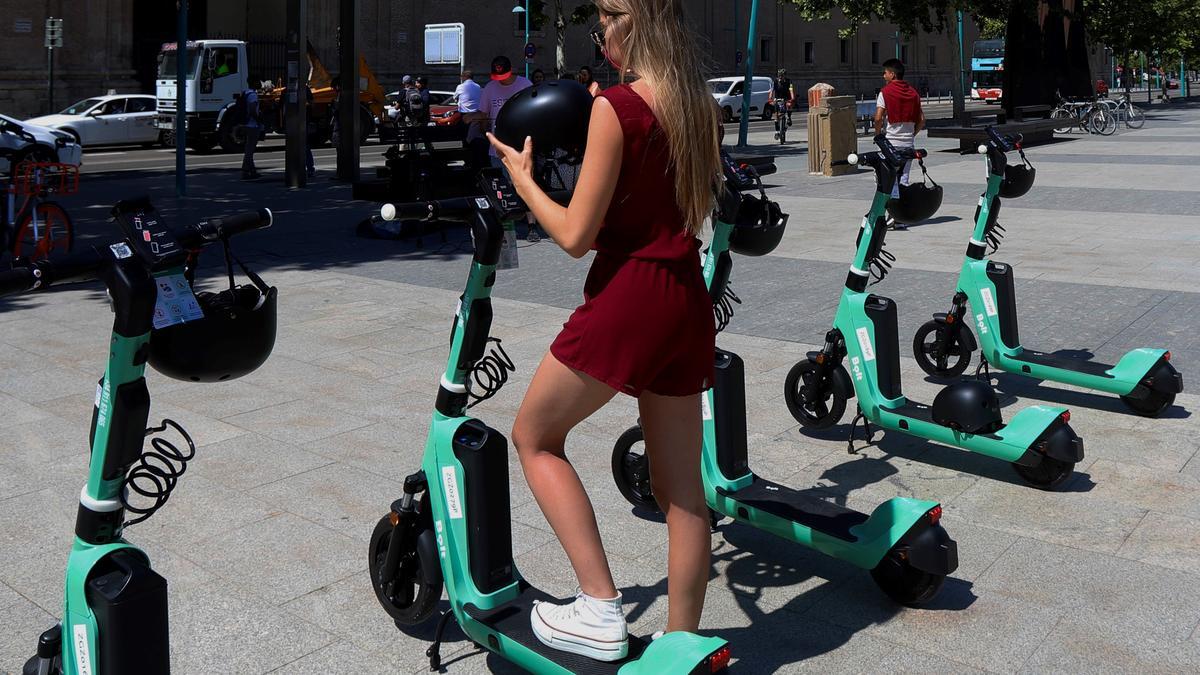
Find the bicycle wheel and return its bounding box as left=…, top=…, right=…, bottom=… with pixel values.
left=1091, top=108, right=1117, bottom=136
left=1124, top=105, right=1145, bottom=129
left=1051, top=107, right=1074, bottom=133
left=13, top=201, right=73, bottom=260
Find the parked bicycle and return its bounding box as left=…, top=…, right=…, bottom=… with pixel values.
left=1051, top=97, right=1116, bottom=136
left=1097, top=94, right=1146, bottom=129
left=2, top=161, right=76, bottom=260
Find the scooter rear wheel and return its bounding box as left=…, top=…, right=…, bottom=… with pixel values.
left=870, top=548, right=946, bottom=607
left=1120, top=390, right=1175, bottom=417
left=369, top=507, right=442, bottom=626
left=913, top=320, right=973, bottom=379
left=1011, top=456, right=1075, bottom=490
left=784, top=360, right=849, bottom=428
left=612, top=426, right=661, bottom=512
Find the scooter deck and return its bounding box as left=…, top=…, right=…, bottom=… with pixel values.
left=719, top=478, right=869, bottom=542
left=465, top=585, right=649, bottom=673
left=1013, top=349, right=1115, bottom=378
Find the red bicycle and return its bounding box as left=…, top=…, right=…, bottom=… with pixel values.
left=3, top=162, right=76, bottom=260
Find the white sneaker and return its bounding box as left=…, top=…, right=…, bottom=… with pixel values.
left=531, top=591, right=629, bottom=662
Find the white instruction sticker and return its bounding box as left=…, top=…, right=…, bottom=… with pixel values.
left=980, top=287, right=998, bottom=317
left=152, top=273, right=204, bottom=330
left=94, top=382, right=103, bottom=409
left=73, top=624, right=93, bottom=675
left=701, top=393, right=713, bottom=421
left=441, top=466, right=464, bottom=520
left=855, top=327, right=876, bottom=362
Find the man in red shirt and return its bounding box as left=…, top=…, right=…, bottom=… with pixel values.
left=874, top=59, right=924, bottom=229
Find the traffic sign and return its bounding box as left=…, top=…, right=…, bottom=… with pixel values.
left=44, top=17, right=63, bottom=49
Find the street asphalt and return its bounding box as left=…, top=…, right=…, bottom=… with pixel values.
left=1, top=96, right=1199, bottom=673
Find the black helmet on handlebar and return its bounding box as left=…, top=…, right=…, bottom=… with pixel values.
left=999, top=161, right=1036, bottom=199
left=494, top=80, right=594, bottom=164
left=730, top=192, right=788, bottom=256
left=148, top=245, right=277, bottom=383
left=886, top=157, right=943, bottom=224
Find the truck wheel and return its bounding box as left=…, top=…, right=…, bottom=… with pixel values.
left=217, top=123, right=244, bottom=154
left=188, top=135, right=216, bottom=154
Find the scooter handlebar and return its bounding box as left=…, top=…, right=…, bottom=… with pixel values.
left=380, top=191, right=571, bottom=223
left=188, top=208, right=274, bottom=242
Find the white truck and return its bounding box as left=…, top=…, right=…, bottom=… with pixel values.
left=155, top=39, right=385, bottom=153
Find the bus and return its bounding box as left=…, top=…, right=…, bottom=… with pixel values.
left=971, top=39, right=1004, bottom=103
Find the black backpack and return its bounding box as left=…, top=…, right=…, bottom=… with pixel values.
left=406, top=88, right=426, bottom=118
left=227, top=89, right=255, bottom=126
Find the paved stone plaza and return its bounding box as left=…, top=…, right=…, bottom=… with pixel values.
left=2, top=102, right=1200, bottom=673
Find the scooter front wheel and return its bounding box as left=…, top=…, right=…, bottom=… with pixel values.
left=1120, top=390, right=1175, bottom=417
left=784, top=360, right=850, bottom=428
left=368, top=510, right=442, bottom=626
left=913, top=320, right=973, bottom=379
left=1011, top=456, right=1075, bottom=490
left=870, top=548, right=946, bottom=606
left=612, top=426, right=661, bottom=512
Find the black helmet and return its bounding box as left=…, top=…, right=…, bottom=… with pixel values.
left=494, top=80, right=593, bottom=163
left=886, top=158, right=943, bottom=224
left=998, top=163, right=1036, bottom=199
left=149, top=253, right=277, bottom=383
left=932, top=380, right=1003, bottom=435
left=729, top=192, right=788, bottom=256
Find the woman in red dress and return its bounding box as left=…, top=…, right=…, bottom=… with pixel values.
left=488, top=0, right=722, bottom=662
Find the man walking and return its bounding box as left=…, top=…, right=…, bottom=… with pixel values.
left=874, top=58, right=924, bottom=229
left=455, top=70, right=485, bottom=168
left=241, top=78, right=262, bottom=180
left=468, top=56, right=537, bottom=239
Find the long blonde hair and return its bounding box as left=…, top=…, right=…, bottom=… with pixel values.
left=595, top=0, right=721, bottom=236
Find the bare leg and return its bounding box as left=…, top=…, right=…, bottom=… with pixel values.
left=638, top=391, right=709, bottom=632
left=513, top=353, right=619, bottom=599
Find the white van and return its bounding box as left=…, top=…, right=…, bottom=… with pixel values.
left=708, top=76, right=774, bottom=122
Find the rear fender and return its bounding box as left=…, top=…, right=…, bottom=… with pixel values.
left=807, top=351, right=855, bottom=400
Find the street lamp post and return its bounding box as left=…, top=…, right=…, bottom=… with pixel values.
left=512, top=3, right=529, bottom=79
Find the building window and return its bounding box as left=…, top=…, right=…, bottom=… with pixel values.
left=804, top=41, right=814, bottom=65
left=928, top=45, right=936, bottom=65
left=839, top=38, right=849, bottom=64
left=870, top=41, right=880, bottom=64
left=901, top=45, right=909, bottom=64
left=760, top=37, right=773, bottom=63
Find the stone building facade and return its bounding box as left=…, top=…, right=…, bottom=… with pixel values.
left=1, top=0, right=981, bottom=119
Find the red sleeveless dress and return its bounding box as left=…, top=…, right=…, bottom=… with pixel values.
left=550, top=84, right=716, bottom=397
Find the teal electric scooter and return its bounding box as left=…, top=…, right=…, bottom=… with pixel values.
left=366, top=169, right=731, bottom=674
left=912, top=126, right=1183, bottom=416
left=783, top=136, right=1085, bottom=490
left=610, top=155, right=957, bottom=606
left=6, top=198, right=275, bottom=675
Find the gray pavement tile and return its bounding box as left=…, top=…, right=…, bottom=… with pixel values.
left=0, top=392, right=54, bottom=429
left=1084, top=459, right=1200, bottom=520
left=0, top=596, right=56, bottom=671
left=1116, top=511, right=1200, bottom=576
left=868, top=645, right=989, bottom=674
left=974, top=537, right=1200, bottom=642
left=267, top=640, right=398, bottom=674
left=190, top=432, right=334, bottom=492
left=223, top=399, right=374, bottom=446
left=0, top=364, right=93, bottom=404
left=941, top=472, right=1148, bottom=554
left=129, top=474, right=280, bottom=550
left=191, top=512, right=365, bottom=605
left=167, top=584, right=336, bottom=675
left=304, top=418, right=429, bottom=483
left=155, top=377, right=303, bottom=420
left=0, top=579, right=22, bottom=610
left=249, top=463, right=405, bottom=543
left=1020, top=617, right=1200, bottom=673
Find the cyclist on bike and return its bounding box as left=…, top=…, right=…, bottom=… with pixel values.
left=768, top=69, right=796, bottom=131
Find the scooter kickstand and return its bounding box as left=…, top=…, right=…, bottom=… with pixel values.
left=846, top=409, right=873, bottom=454
left=426, top=609, right=457, bottom=671
left=975, top=356, right=992, bottom=381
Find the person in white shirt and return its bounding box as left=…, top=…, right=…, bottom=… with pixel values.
left=466, top=55, right=537, bottom=239
left=455, top=69, right=481, bottom=114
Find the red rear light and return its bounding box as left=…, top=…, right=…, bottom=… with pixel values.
left=927, top=505, right=942, bottom=525
left=1060, top=411, right=1071, bottom=424
left=709, top=646, right=731, bottom=672
left=1165, top=351, right=1172, bottom=362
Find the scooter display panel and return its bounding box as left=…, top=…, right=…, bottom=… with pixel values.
left=464, top=585, right=650, bottom=673
left=720, top=478, right=869, bottom=542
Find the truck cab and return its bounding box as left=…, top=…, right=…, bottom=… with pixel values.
left=156, top=40, right=248, bottom=152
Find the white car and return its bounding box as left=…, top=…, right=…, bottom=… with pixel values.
left=708, top=76, right=774, bottom=122
left=0, top=114, right=82, bottom=175
left=26, top=95, right=161, bottom=148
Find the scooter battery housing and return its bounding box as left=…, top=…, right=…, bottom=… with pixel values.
left=84, top=549, right=170, bottom=674
left=713, top=349, right=750, bottom=480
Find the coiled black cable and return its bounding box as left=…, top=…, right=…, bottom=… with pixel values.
left=120, top=419, right=196, bottom=528
left=714, top=285, right=742, bottom=333
left=869, top=246, right=896, bottom=284
left=467, top=338, right=516, bottom=408
left=984, top=220, right=1006, bottom=254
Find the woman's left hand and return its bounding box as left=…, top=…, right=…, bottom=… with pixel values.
left=487, top=133, right=535, bottom=191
